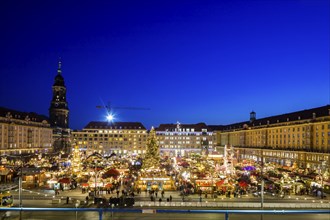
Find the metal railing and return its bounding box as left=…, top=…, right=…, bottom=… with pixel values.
left=133, top=200, right=330, bottom=209
left=0, top=207, right=329, bottom=220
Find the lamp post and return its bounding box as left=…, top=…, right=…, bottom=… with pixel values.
left=85, top=152, right=105, bottom=201
left=261, top=178, right=264, bottom=208
left=94, top=159, right=98, bottom=198
left=1, top=153, right=34, bottom=220
left=75, top=202, right=79, bottom=220
left=17, top=155, right=28, bottom=220
left=19, top=157, right=23, bottom=213
left=260, top=150, right=264, bottom=220
left=320, top=160, right=326, bottom=199
left=93, top=159, right=103, bottom=198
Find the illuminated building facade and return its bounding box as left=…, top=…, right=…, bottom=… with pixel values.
left=71, top=121, right=147, bottom=155
left=0, top=107, right=53, bottom=155
left=155, top=122, right=215, bottom=156
left=214, top=105, right=330, bottom=171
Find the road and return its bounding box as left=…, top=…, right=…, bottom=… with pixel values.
left=2, top=188, right=328, bottom=220
left=10, top=188, right=329, bottom=204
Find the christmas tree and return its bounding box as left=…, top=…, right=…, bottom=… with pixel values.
left=71, top=145, right=82, bottom=175
left=142, top=127, right=160, bottom=170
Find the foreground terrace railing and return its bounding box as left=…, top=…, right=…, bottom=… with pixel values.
left=133, top=200, right=330, bottom=209
left=0, top=208, right=329, bottom=220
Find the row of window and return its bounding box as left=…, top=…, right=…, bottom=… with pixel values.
left=231, top=123, right=330, bottom=137
left=240, top=149, right=329, bottom=162
left=73, top=134, right=146, bottom=138
left=163, top=136, right=212, bottom=140
left=90, top=128, right=145, bottom=131
left=160, top=141, right=213, bottom=145
left=75, top=137, right=146, bottom=142
left=163, top=128, right=198, bottom=132
left=158, top=145, right=205, bottom=149
left=157, top=132, right=212, bottom=136
left=77, top=141, right=144, bottom=146
left=82, top=146, right=145, bottom=151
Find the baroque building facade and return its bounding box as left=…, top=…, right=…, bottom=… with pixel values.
left=213, top=105, right=330, bottom=171
left=71, top=121, right=147, bottom=155
left=0, top=107, right=53, bottom=155
left=155, top=122, right=215, bottom=157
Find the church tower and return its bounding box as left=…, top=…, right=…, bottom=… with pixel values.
left=250, top=110, right=256, bottom=123
left=49, top=60, right=70, bottom=153
left=49, top=60, right=69, bottom=128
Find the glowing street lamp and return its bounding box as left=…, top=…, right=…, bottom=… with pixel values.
left=106, top=114, right=114, bottom=122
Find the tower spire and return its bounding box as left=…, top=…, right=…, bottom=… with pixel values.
left=57, top=58, right=62, bottom=75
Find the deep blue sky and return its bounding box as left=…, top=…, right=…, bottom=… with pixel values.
left=0, top=0, right=329, bottom=130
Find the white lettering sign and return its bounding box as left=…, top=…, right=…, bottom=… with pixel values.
left=140, top=177, right=170, bottom=181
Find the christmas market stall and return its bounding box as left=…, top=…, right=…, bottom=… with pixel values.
left=136, top=175, right=175, bottom=191
left=195, top=179, right=215, bottom=193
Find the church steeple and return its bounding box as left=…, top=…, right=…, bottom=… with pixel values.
left=57, top=59, right=62, bottom=74
left=250, top=110, right=256, bottom=123
left=49, top=59, right=69, bottom=128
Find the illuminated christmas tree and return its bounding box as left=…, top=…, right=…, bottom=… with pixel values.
left=142, top=127, right=160, bottom=170
left=71, top=145, right=81, bottom=175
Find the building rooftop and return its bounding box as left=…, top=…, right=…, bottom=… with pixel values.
left=220, top=105, right=330, bottom=131
left=84, top=121, right=146, bottom=130
left=156, top=122, right=209, bottom=132
left=0, top=106, right=49, bottom=123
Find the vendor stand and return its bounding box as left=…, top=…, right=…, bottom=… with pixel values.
left=136, top=176, right=175, bottom=191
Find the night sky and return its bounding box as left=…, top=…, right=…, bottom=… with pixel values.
left=0, top=0, right=329, bottom=130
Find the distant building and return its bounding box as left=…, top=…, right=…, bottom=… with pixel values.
left=49, top=60, right=70, bottom=153
left=155, top=122, right=215, bottom=157
left=71, top=121, right=147, bottom=155
left=213, top=105, right=330, bottom=170
left=0, top=107, right=53, bottom=155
